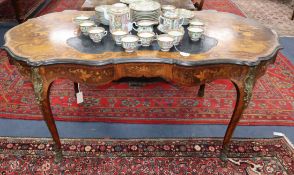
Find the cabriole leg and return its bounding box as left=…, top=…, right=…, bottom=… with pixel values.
left=31, top=68, right=62, bottom=163
left=198, top=84, right=205, bottom=97
left=74, top=82, right=79, bottom=96
left=221, top=67, right=256, bottom=160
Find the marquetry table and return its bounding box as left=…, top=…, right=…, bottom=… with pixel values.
left=3, top=10, right=280, bottom=161
left=81, top=0, right=196, bottom=10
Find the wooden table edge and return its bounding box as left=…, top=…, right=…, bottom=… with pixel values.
left=2, top=45, right=282, bottom=67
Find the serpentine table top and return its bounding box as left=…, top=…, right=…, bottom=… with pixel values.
left=81, top=0, right=196, bottom=11
left=4, top=10, right=280, bottom=66
left=3, top=10, right=281, bottom=162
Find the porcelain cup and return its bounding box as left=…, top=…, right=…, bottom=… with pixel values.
left=167, top=29, right=184, bottom=45
left=161, top=5, right=176, bottom=14
left=121, top=35, right=140, bottom=53
left=112, top=30, right=128, bottom=45
left=157, top=34, right=174, bottom=51
left=79, top=20, right=96, bottom=35
left=138, top=32, right=155, bottom=47
left=88, top=27, right=108, bottom=43
left=73, top=15, right=90, bottom=24
left=189, top=20, right=204, bottom=29
left=159, top=11, right=184, bottom=32
left=188, top=27, right=204, bottom=41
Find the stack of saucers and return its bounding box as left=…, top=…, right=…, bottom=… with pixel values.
left=120, top=0, right=145, bottom=4
left=129, top=0, right=161, bottom=22
left=95, top=5, right=111, bottom=25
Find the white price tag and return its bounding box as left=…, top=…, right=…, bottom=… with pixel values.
left=76, top=92, right=84, bottom=104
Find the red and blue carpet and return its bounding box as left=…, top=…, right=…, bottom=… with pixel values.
left=0, top=137, right=293, bottom=174
left=0, top=0, right=293, bottom=125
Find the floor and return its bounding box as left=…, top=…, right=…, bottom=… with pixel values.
left=280, top=37, right=294, bottom=62
left=0, top=118, right=294, bottom=142
left=0, top=20, right=293, bottom=143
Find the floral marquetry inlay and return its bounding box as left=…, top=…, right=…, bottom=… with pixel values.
left=114, top=63, right=172, bottom=79
left=69, top=69, right=92, bottom=81
left=194, top=69, right=233, bottom=81
left=44, top=65, right=115, bottom=85
left=67, top=67, right=114, bottom=83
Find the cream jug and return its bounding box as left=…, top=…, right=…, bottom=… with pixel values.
left=133, top=20, right=156, bottom=33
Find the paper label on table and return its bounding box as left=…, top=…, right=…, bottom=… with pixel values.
left=76, top=92, right=84, bottom=104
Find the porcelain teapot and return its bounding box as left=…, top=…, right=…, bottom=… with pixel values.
left=158, top=11, right=184, bottom=33
left=107, top=3, right=132, bottom=33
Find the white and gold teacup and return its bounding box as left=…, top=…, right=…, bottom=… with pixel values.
left=188, top=27, right=204, bottom=41
left=161, top=5, right=176, bottom=14
left=167, top=29, right=184, bottom=45
left=157, top=34, right=174, bottom=52
left=121, top=35, right=140, bottom=53
left=138, top=32, right=155, bottom=47
left=79, top=20, right=95, bottom=35
left=112, top=30, right=128, bottom=45
left=73, top=15, right=90, bottom=24
left=88, top=27, right=108, bottom=43
left=189, top=20, right=204, bottom=29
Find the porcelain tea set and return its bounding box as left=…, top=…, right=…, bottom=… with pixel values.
left=73, top=1, right=205, bottom=53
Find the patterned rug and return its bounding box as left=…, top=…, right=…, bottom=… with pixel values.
left=37, top=0, right=85, bottom=16
left=0, top=0, right=45, bottom=22
left=233, top=0, right=294, bottom=36
left=203, top=0, right=245, bottom=16
left=0, top=137, right=293, bottom=174
left=0, top=0, right=293, bottom=125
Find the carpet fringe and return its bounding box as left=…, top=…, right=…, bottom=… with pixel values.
left=273, top=132, right=294, bottom=149
left=227, top=158, right=262, bottom=175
